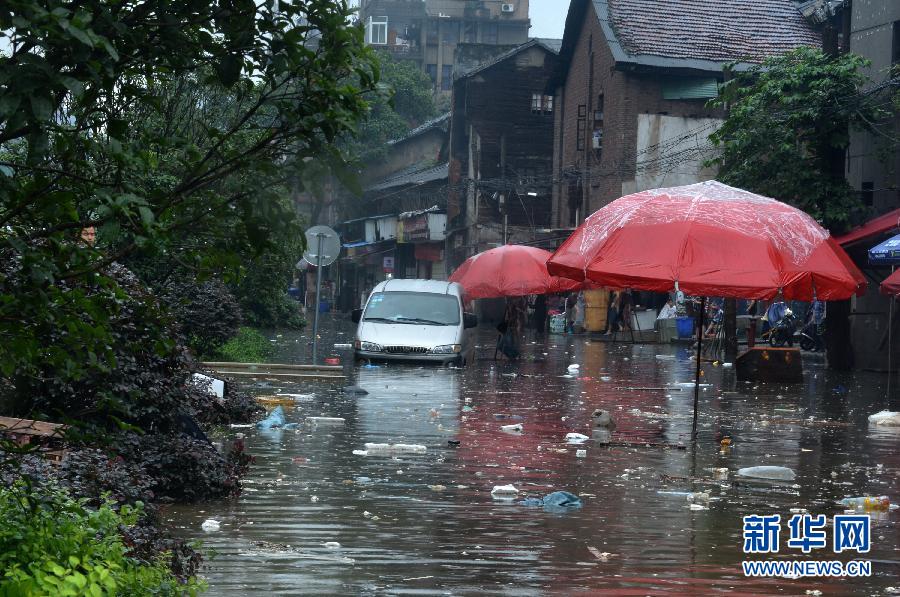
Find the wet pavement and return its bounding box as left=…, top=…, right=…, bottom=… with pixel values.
left=171, top=317, right=900, bottom=595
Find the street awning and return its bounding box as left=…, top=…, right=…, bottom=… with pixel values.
left=836, top=208, right=900, bottom=247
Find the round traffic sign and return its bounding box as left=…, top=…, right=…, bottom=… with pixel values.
left=303, top=225, right=341, bottom=267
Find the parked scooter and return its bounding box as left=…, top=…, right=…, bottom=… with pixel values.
left=799, top=319, right=819, bottom=351
left=768, top=309, right=798, bottom=347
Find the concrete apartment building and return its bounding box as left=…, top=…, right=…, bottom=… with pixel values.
left=357, top=0, right=531, bottom=93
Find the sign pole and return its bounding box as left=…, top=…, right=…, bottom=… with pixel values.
left=312, top=233, right=324, bottom=365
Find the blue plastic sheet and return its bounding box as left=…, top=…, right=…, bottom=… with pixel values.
left=257, top=406, right=285, bottom=429
left=519, top=491, right=582, bottom=511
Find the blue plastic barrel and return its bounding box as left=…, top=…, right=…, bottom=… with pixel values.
left=676, top=316, right=694, bottom=339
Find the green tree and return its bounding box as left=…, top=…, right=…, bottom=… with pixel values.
left=302, top=50, right=437, bottom=223
left=708, top=47, right=889, bottom=233
left=353, top=50, right=437, bottom=160
left=1, top=0, right=378, bottom=388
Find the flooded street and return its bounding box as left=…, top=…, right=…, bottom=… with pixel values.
left=171, top=320, right=899, bottom=595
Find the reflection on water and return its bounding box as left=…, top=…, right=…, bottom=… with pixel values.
left=170, top=329, right=899, bottom=595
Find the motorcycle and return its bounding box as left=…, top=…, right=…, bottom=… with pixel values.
left=768, top=309, right=798, bottom=347
left=799, top=319, right=822, bottom=351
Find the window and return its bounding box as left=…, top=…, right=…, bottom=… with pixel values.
left=363, top=292, right=461, bottom=326
left=367, top=16, right=388, bottom=45
left=442, top=21, right=460, bottom=44
left=532, top=94, right=553, bottom=114
left=577, top=104, right=586, bottom=118
left=441, top=64, right=453, bottom=91
left=862, top=182, right=874, bottom=207
left=594, top=94, right=604, bottom=121
left=426, top=64, right=437, bottom=84
left=463, top=22, right=477, bottom=43
left=542, top=95, right=553, bottom=113
left=577, top=119, right=586, bottom=151
left=483, top=23, right=498, bottom=44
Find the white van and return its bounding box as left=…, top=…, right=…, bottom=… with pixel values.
left=352, top=279, right=478, bottom=365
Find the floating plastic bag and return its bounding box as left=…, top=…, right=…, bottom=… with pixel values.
left=868, top=411, right=900, bottom=427
left=257, top=406, right=285, bottom=429
left=520, top=491, right=582, bottom=510
left=736, top=465, right=796, bottom=481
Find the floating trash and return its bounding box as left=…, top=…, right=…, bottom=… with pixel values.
left=491, top=484, right=519, bottom=500
left=736, top=466, right=796, bottom=481
left=201, top=519, right=220, bottom=532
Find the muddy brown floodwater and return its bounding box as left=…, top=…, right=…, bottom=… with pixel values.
left=170, top=320, right=899, bottom=595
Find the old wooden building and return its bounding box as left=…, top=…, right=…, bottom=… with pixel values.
left=446, top=39, right=561, bottom=271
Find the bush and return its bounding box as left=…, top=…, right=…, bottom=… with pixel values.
left=0, top=483, right=205, bottom=596
left=116, top=433, right=248, bottom=503
left=213, top=327, right=274, bottom=363
left=162, top=279, right=242, bottom=357
left=1, top=448, right=206, bottom=580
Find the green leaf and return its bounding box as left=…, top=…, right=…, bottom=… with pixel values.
left=61, top=21, right=94, bottom=47
left=29, top=95, right=52, bottom=120
left=216, top=54, right=242, bottom=87
left=136, top=206, right=154, bottom=226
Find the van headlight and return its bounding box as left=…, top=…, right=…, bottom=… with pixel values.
left=358, top=341, right=382, bottom=352
left=431, top=344, right=461, bottom=354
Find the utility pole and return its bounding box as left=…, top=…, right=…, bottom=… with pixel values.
left=821, top=4, right=854, bottom=371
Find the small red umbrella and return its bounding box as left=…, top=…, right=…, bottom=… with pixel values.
left=548, top=181, right=866, bottom=440
left=881, top=269, right=900, bottom=296
left=548, top=181, right=866, bottom=301
left=450, top=245, right=583, bottom=299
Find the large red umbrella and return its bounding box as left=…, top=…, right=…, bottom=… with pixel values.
left=548, top=181, right=866, bottom=301
left=450, top=245, right=583, bottom=299
left=548, top=181, right=866, bottom=440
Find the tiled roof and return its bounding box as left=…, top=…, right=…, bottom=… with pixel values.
left=457, top=38, right=561, bottom=79
left=386, top=112, right=450, bottom=146
left=366, top=162, right=448, bottom=193
left=603, top=0, right=821, bottom=65
left=533, top=38, right=563, bottom=53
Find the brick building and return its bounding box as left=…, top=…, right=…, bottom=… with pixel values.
left=550, top=0, right=821, bottom=228
left=357, top=0, right=531, bottom=94
left=446, top=39, right=561, bottom=271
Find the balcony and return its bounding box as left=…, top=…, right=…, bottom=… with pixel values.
left=384, top=42, right=422, bottom=60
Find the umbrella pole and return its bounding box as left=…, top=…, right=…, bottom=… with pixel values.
left=692, top=297, right=707, bottom=443
left=890, top=274, right=894, bottom=404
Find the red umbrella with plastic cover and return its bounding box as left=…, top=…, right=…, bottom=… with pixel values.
left=547, top=181, right=865, bottom=301
left=450, top=245, right=583, bottom=299
left=548, top=181, right=866, bottom=440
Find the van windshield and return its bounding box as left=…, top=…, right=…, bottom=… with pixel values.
left=363, top=292, right=460, bottom=326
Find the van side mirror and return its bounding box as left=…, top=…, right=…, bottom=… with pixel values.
left=351, top=309, right=362, bottom=324
left=463, top=313, right=478, bottom=329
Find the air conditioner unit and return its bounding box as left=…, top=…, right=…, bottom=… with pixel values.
left=501, top=3, right=515, bottom=13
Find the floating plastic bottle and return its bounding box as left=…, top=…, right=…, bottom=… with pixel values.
left=839, top=496, right=890, bottom=511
